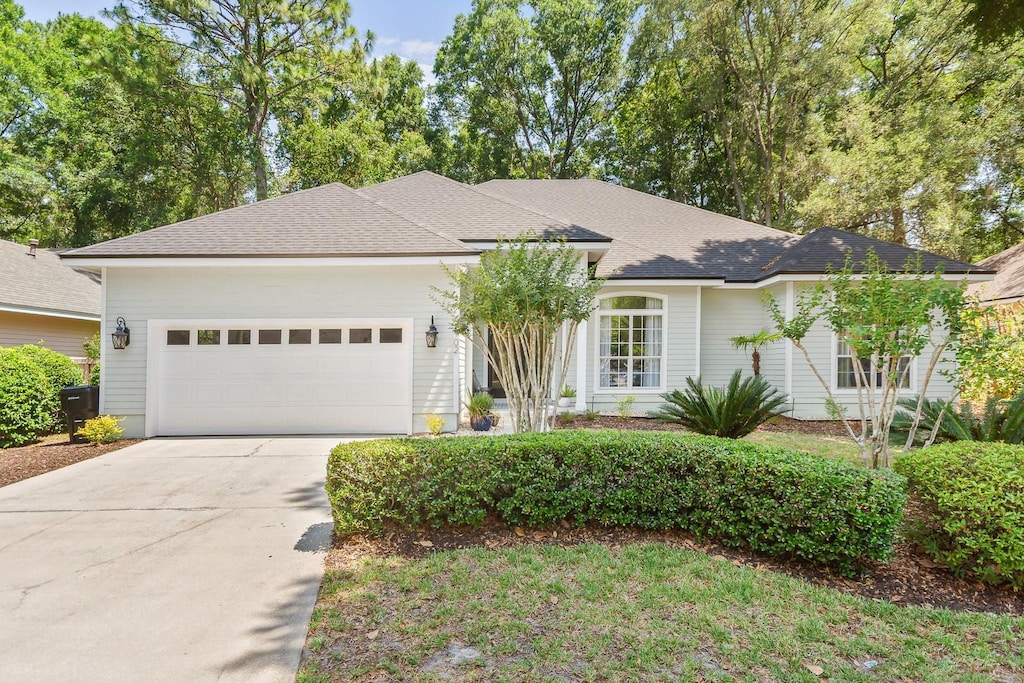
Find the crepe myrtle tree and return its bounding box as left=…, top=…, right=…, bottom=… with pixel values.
left=437, top=236, right=603, bottom=433
left=766, top=251, right=972, bottom=469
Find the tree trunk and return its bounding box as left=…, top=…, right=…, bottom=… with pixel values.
left=752, top=350, right=761, bottom=376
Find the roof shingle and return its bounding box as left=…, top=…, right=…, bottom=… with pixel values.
left=0, top=239, right=100, bottom=317
left=967, top=242, right=1024, bottom=303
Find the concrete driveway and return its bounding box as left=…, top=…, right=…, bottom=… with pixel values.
left=0, top=437, right=344, bottom=682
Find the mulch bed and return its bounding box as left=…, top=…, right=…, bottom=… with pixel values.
left=332, top=518, right=1024, bottom=617
left=0, top=434, right=141, bottom=488
left=556, top=414, right=852, bottom=437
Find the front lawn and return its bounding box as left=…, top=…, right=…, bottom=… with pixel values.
left=299, top=542, right=1023, bottom=681
left=744, top=430, right=862, bottom=465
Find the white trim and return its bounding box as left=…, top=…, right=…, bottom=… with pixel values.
left=694, top=287, right=701, bottom=377
left=575, top=319, right=588, bottom=411
left=145, top=316, right=415, bottom=438
left=606, top=278, right=725, bottom=287
left=0, top=304, right=100, bottom=322
left=99, top=268, right=107, bottom=415
left=593, top=291, right=668, bottom=394
left=718, top=272, right=994, bottom=289
left=784, top=282, right=794, bottom=397
left=60, top=255, right=481, bottom=270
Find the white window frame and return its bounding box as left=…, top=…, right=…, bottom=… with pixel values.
left=831, top=334, right=917, bottom=393
left=593, top=292, right=668, bottom=394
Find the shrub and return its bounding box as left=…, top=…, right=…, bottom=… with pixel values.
left=423, top=414, right=446, bottom=436
left=89, top=363, right=101, bottom=386
left=651, top=370, right=789, bottom=438
left=583, top=409, right=600, bottom=421
left=894, top=442, right=1024, bottom=589
left=12, top=345, right=85, bottom=432
left=891, top=393, right=1024, bottom=446
left=556, top=411, right=575, bottom=425
left=464, top=391, right=494, bottom=417
left=326, top=430, right=906, bottom=575
left=0, top=348, right=51, bottom=447
left=75, top=415, right=124, bottom=445
left=615, top=394, right=636, bottom=419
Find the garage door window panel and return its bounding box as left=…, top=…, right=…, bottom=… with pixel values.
left=167, top=330, right=191, bottom=345
left=259, top=329, right=282, bottom=344
left=350, top=328, right=372, bottom=344
left=227, top=329, right=251, bottom=345
left=380, top=328, right=403, bottom=344
left=319, top=329, right=342, bottom=344
left=198, top=330, right=221, bottom=345
left=289, top=329, right=312, bottom=345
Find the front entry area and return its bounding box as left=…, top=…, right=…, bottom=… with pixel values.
left=150, top=319, right=412, bottom=436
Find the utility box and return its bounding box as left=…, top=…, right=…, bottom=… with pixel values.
left=59, top=385, right=100, bottom=444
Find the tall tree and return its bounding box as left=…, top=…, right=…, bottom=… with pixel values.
left=114, top=0, right=366, bottom=200
left=432, top=0, right=635, bottom=181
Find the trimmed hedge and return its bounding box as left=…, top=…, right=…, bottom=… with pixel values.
left=894, top=442, right=1024, bottom=589
left=12, top=345, right=84, bottom=431
left=327, top=430, right=906, bottom=575
left=0, top=347, right=51, bottom=447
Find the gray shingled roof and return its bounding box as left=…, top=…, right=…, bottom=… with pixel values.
left=477, top=179, right=798, bottom=280
left=61, top=183, right=475, bottom=258
left=360, top=171, right=608, bottom=242
left=967, top=242, right=1024, bottom=303
left=0, top=239, right=100, bottom=317
left=759, top=228, right=984, bottom=280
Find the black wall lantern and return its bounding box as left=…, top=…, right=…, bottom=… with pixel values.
left=425, top=316, right=439, bottom=348
left=111, top=317, right=131, bottom=350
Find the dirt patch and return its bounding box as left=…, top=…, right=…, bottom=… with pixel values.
left=0, top=434, right=141, bottom=488
left=330, top=518, right=1024, bottom=617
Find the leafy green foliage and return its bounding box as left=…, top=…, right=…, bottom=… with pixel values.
left=895, top=442, right=1024, bottom=588
left=83, top=332, right=100, bottom=362
left=88, top=363, right=100, bottom=386
left=892, top=393, right=1024, bottom=446
left=11, top=345, right=84, bottom=432
left=652, top=371, right=789, bottom=438
left=75, top=415, right=123, bottom=445
left=0, top=347, right=50, bottom=447
left=423, top=414, right=446, bottom=436
left=326, top=430, right=906, bottom=575
left=767, top=251, right=973, bottom=468
left=957, top=305, right=1024, bottom=403
left=464, top=391, right=494, bottom=417
left=729, top=329, right=782, bottom=376
left=615, top=394, right=636, bottom=419
left=437, top=237, right=602, bottom=432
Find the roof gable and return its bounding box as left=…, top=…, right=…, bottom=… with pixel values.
left=0, top=239, right=100, bottom=317
left=62, top=183, right=475, bottom=259
left=968, top=242, right=1024, bottom=303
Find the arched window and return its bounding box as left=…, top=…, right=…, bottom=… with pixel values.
left=597, top=295, right=665, bottom=390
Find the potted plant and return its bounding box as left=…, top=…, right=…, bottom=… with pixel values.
left=465, top=391, right=494, bottom=431
left=558, top=384, right=576, bottom=409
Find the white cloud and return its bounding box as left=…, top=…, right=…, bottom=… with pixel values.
left=399, top=39, right=440, bottom=61
left=376, top=36, right=400, bottom=47
left=417, top=63, right=438, bottom=87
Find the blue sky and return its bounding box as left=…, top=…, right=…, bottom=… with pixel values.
left=20, top=0, right=472, bottom=83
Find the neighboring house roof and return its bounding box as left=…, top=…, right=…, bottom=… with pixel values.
left=60, top=173, right=992, bottom=283
left=967, top=242, right=1024, bottom=304
left=0, top=239, right=100, bottom=319
left=360, top=171, right=608, bottom=243
left=61, top=183, right=476, bottom=258
left=477, top=179, right=799, bottom=280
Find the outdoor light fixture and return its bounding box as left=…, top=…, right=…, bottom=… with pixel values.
left=111, top=317, right=130, bottom=350
left=425, top=316, right=439, bottom=348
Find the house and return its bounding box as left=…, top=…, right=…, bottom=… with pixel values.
left=0, top=238, right=100, bottom=361
left=967, top=242, right=1024, bottom=310
left=60, top=172, right=990, bottom=438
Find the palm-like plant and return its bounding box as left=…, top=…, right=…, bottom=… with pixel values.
left=729, top=329, right=782, bottom=376
left=651, top=370, right=790, bottom=438
left=892, top=391, right=1024, bottom=446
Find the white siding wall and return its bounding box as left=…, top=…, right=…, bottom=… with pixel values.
left=0, top=311, right=98, bottom=359
left=699, top=289, right=784, bottom=385
left=103, top=265, right=458, bottom=437
left=585, top=285, right=699, bottom=415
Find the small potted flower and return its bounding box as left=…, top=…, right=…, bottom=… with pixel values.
left=558, top=385, right=576, bottom=409
left=465, top=391, right=494, bottom=431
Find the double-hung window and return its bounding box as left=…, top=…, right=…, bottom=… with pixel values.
left=598, top=295, right=664, bottom=389
left=836, top=338, right=912, bottom=389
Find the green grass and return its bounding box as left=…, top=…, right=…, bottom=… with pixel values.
left=745, top=430, right=863, bottom=465
left=298, top=543, right=1023, bottom=682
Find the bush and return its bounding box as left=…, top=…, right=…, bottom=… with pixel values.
left=327, top=430, right=906, bottom=575
left=75, top=415, right=123, bottom=445
left=12, top=345, right=84, bottom=432
left=651, top=370, right=789, bottom=438
left=892, top=393, right=1024, bottom=446
left=894, top=442, right=1024, bottom=589
left=423, top=413, right=445, bottom=436
left=89, top=363, right=101, bottom=386
left=0, top=348, right=51, bottom=447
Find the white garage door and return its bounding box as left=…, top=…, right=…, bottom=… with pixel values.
left=153, top=320, right=411, bottom=436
